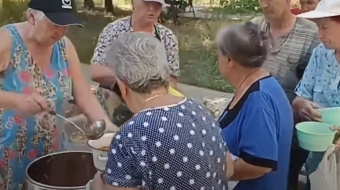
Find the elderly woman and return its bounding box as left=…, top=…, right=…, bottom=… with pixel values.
left=216, top=22, right=294, bottom=190
left=300, top=0, right=320, bottom=13
left=291, top=0, right=320, bottom=15
left=90, top=0, right=182, bottom=127
left=92, top=32, right=229, bottom=190
left=293, top=1, right=340, bottom=189
left=0, top=0, right=115, bottom=189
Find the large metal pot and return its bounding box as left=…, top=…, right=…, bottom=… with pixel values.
left=24, top=151, right=97, bottom=190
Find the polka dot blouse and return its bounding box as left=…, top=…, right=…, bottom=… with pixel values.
left=105, top=98, right=229, bottom=190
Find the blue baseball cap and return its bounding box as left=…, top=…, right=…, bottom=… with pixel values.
left=28, top=0, right=83, bottom=27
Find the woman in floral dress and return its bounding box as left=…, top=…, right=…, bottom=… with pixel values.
left=0, top=0, right=115, bottom=189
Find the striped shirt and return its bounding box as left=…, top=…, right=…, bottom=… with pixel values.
left=252, top=17, right=319, bottom=102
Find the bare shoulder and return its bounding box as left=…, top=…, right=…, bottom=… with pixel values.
left=0, top=27, right=12, bottom=69
left=0, top=27, right=11, bottom=54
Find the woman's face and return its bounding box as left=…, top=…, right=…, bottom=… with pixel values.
left=29, top=14, right=68, bottom=46
left=316, top=18, right=340, bottom=50
left=258, top=0, right=290, bottom=20
left=132, top=0, right=162, bottom=25
left=300, top=0, right=319, bottom=13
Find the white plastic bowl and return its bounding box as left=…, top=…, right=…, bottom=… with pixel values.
left=87, top=133, right=116, bottom=171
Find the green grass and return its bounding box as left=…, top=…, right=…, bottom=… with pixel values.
left=66, top=11, right=238, bottom=92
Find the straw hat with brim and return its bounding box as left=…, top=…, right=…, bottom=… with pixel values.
left=297, top=0, right=340, bottom=19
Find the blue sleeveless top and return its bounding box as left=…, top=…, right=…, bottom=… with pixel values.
left=0, top=25, right=72, bottom=190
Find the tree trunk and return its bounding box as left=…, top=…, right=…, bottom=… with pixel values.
left=71, top=0, right=77, bottom=12
left=84, top=0, right=95, bottom=10
left=105, top=0, right=114, bottom=14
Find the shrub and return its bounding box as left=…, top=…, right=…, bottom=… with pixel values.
left=219, top=0, right=261, bottom=14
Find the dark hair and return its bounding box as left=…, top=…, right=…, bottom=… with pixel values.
left=217, top=22, right=269, bottom=68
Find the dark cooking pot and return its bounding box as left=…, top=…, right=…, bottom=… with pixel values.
left=24, top=151, right=97, bottom=190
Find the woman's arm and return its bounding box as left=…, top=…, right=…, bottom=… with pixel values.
left=90, top=23, right=116, bottom=85
left=0, top=28, right=50, bottom=114
left=0, top=28, right=20, bottom=109
left=229, top=105, right=280, bottom=181
left=293, top=46, right=320, bottom=120
left=64, top=37, right=117, bottom=131
left=226, top=151, right=234, bottom=179
left=91, top=64, right=116, bottom=86
left=164, top=31, right=180, bottom=89
left=229, top=159, right=272, bottom=181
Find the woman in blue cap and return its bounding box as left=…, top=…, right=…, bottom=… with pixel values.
left=0, top=0, right=116, bottom=189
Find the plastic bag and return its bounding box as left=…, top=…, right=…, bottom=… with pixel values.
left=310, top=145, right=340, bottom=190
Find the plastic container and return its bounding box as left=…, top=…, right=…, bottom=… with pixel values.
left=169, top=86, right=184, bottom=97
left=319, top=107, right=340, bottom=126
left=296, top=121, right=336, bottom=152
left=87, top=133, right=116, bottom=171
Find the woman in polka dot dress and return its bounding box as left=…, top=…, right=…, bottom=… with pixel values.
left=92, top=32, right=230, bottom=190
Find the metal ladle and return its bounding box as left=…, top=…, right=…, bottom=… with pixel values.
left=49, top=111, right=106, bottom=140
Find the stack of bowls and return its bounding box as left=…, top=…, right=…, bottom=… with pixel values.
left=295, top=107, right=340, bottom=152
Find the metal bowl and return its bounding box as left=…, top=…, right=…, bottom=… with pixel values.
left=25, top=151, right=97, bottom=190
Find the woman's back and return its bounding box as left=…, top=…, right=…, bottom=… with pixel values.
left=105, top=99, right=228, bottom=189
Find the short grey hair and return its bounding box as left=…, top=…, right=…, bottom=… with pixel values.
left=216, top=22, right=269, bottom=68
left=26, top=8, right=45, bottom=21
left=106, top=32, right=170, bottom=93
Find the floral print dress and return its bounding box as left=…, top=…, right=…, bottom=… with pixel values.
left=0, top=25, right=72, bottom=190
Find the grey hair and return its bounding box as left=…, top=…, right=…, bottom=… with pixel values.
left=105, top=32, right=170, bottom=94
left=26, top=8, right=45, bottom=21
left=216, top=22, right=269, bottom=68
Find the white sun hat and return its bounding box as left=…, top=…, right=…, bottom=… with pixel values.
left=297, top=0, right=340, bottom=19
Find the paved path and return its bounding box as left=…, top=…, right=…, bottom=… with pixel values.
left=175, top=6, right=258, bottom=20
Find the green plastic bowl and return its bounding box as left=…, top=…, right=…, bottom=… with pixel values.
left=295, top=121, right=336, bottom=152
left=319, top=107, right=340, bottom=126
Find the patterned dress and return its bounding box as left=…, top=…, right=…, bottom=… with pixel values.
left=0, top=25, right=72, bottom=190
left=105, top=99, right=229, bottom=189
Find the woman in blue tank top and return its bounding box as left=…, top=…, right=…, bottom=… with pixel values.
left=0, top=0, right=115, bottom=189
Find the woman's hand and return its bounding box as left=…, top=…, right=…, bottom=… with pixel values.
left=93, top=171, right=105, bottom=190
left=292, top=97, right=322, bottom=121
left=226, top=151, right=235, bottom=179
left=14, top=92, right=49, bottom=116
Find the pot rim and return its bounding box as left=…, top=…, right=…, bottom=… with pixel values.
left=25, top=150, right=93, bottom=190
left=87, top=132, right=116, bottom=151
